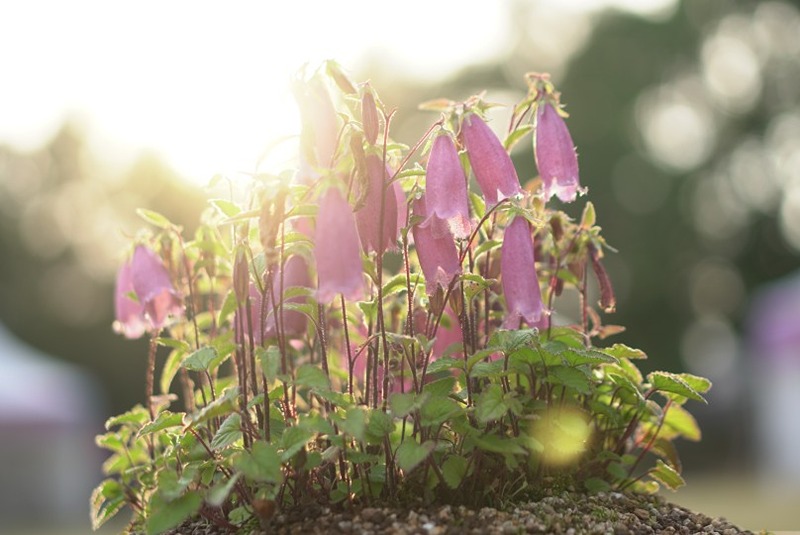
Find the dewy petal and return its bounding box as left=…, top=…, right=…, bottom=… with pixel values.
left=355, top=154, right=399, bottom=253
left=425, top=132, right=472, bottom=239
left=130, top=245, right=183, bottom=331
left=113, top=259, right=147, bottom=339
left=315, top=188, right=364, bottom=303
left=460, top=113, right=521, bottom=207
left=534, top=103, right=580, bottom=203
left=265, top=255, right=312, bottom=338
left=501, top=217, right=543, bottom=329
left=411, top=196, right=461, bottom=295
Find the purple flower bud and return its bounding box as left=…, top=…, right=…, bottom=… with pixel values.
left=412, top=196, right=461, bottom=295
left=294, top=76, right=339, bottom=169
left=501, top=217, right=544, bottom=329
left=315, top=188, right=364, bottom=303
left=361, top=86, right=380, bottom=145
left=355, top=154, right=399, bottom=254
left=534, top=103, right=581, bottom=203
left=460, top=113, right=521, bottom=207
left=114, top=245, right=183, bottom=337
left=424, top=132, right=472, bottom=239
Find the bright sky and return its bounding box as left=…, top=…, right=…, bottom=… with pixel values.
left=0, top=0, right=674, bottom=186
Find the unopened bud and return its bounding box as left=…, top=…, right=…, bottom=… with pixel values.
left=362, top=86, right=380, bottom=145
left=589, top=243, right=616, bottom=313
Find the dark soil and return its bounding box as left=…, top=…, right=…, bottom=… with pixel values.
left=163, top=491, right=756, bottom=534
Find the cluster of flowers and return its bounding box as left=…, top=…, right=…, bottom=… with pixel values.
left=113, top=69, right=585, bottom=400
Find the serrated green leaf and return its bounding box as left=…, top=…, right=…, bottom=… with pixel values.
left=366, top=410, right=395, bottom=441
left=187, top=387, right=238, bottom=428
left=602, top=343, right=647, bottom=360
left=420, top=395, right=461, bottom=427
left=295, top=364, right=330, bottom=391
left=395, top=440, right=435, bottom=473
left=136, top=208, right=173, bottom=229
left=441, top=455, right=468, bottom=489
left=676, top=373, right=712, bottom=394
left=206, top=473, right=240, bottom=508
left=137, top=410, right=184, bottom=438
left=105, top=406, right=149, bottom=430
left=422, top=376, right=456, bottom=397
left=146, top=491, right=202, bottom=535
left=210, top=413, right=242, bottom=450
left=475, top=384, right=507, bottom=424
left=473, top=433, right=526, bottom=455
left=426, top=357, right=464, bottom=375
left=235, top=441, right=282, bottom=483
left=340, top=406, right=367, bottom=442
left=281, top=426, right=315, bottom=461
left=382, top=272, right=422, bottom=297
left=182, top=347, right=217, bottom=372
left=160, top=348, right=186, bottom=394
left=648, top=371, right=706, bottom=403
left=490, top=328, right=538, bottom=354
left=389, top=392, right=427, bottom=418
left=90, top=479, right=125, bottom=530
left=473, top=239, right=502, bottom=260
left=548, top=366, right=592, bottom=395
left=649, top=459, right=685, bottom=491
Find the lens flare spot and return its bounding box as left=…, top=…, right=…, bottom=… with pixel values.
left=530, top=408, right=592, bottom=467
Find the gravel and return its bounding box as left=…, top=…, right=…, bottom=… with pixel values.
left=164, top=491, right=755, bottom=534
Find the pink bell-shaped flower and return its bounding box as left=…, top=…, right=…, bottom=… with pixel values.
left=424, top=132, right=471, bottom=239
left=355, top=154, right=400, bottom=253
left=113, top=260, right=147, bottom=339
left=460, top=113, right=521, bottom=207
left=315, top=188, right=364, bottom=303
left=534, top=103, right=581, bottom=203
left=295, top=76, right=340, bottom=169
left=114, top=245, right=183, bottom=338
left=501, top=217, right=544, bottom=329
left=265, top=255, right=312, bottom=338
left=411, top=195, right=461, bottom=295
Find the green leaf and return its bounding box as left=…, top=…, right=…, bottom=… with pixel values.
left=548, top=366, right=592, bottom=395
left=382, top=272, right=422, bottom=297
left=389, top=392, right=427, bottom=418
left=602, top=343, right=647, bottom=360
left=395, top=440, right=435, bottom=473
left=420, top=395, right=462, bottom=427
left=503, top=124, right=533, bottom=151
left=295, top=364, right=330, bottom=391
left=584, top=477, right=611, bottom=493
left=136, top=208, right=173, bottom=229
left=257, top=346, right=281, bottom=380
left=676, top=373, right=712, bottom=394
left=105, top=406, right=149, bottom=430
left=137, top=410, right=185, bottom=438
left=475, top=384, right=507, bottom=424
left=206, top=474, right=241, bottom=508
left=473, top=433, right=526, bottom=455
left=366, top=410, right=395, bottom=442
left=441, top=455, right=468, bottom=489
left=663, top=404, right=702, bottom=442
left=473, top=239, right=502, bottom=260
left=182, top=346, right=218, bottom=372
left=161, top=348, right=186, bottom=394
left=211, top=413, right=242, bottom=450
left=235, top=441, right=283, bottom=483
left=90, top=479, right=125, bottom=530
left=187, top=387, right=238, bottom=428
left=422, top=376, right=456, bottom=397
left=218, top=289, right=238, bottom=324
left=490, top=328, right=538, bottom=354
left=210, top=198, right=242, bottom=218
left=649, top=459, right=685, bottom=491
left=281, top=426, right=315, bottom=461
left=340, top=407, right=367, bottom=442
left=146, top=491, right=202, bottom=535
left=426, top=357, right=464, bottom=375
left=560, top=348, right=618, bottom=367
left=647, top=371, right=706, bottom=404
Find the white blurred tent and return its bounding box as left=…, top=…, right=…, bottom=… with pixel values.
left=0, top=322, right=102, bottom=526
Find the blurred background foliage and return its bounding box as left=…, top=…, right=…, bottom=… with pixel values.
left=1, top=0, right=799, bottom=526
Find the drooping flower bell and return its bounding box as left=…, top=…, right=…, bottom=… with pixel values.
left=411, top=195, right=461, bottom=296
left=501, top=217, right=544, bottom=329
left=424, top=132, right=471, bottom=239
left=114, top=245, right=183, bottom=338
left=534, top=102, right=581, bottom=203
left=460, top=113, right=521, bottom=207
left=264, top=255, right=312, bottom=338
left=355, top=154, right=400, bottom=253
left=315, top=188, right=364, bottom=303
left=294, top=75, right=340, bottom=169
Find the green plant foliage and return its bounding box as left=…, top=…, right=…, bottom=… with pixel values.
left=94, top=63, right=710, bottom=533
